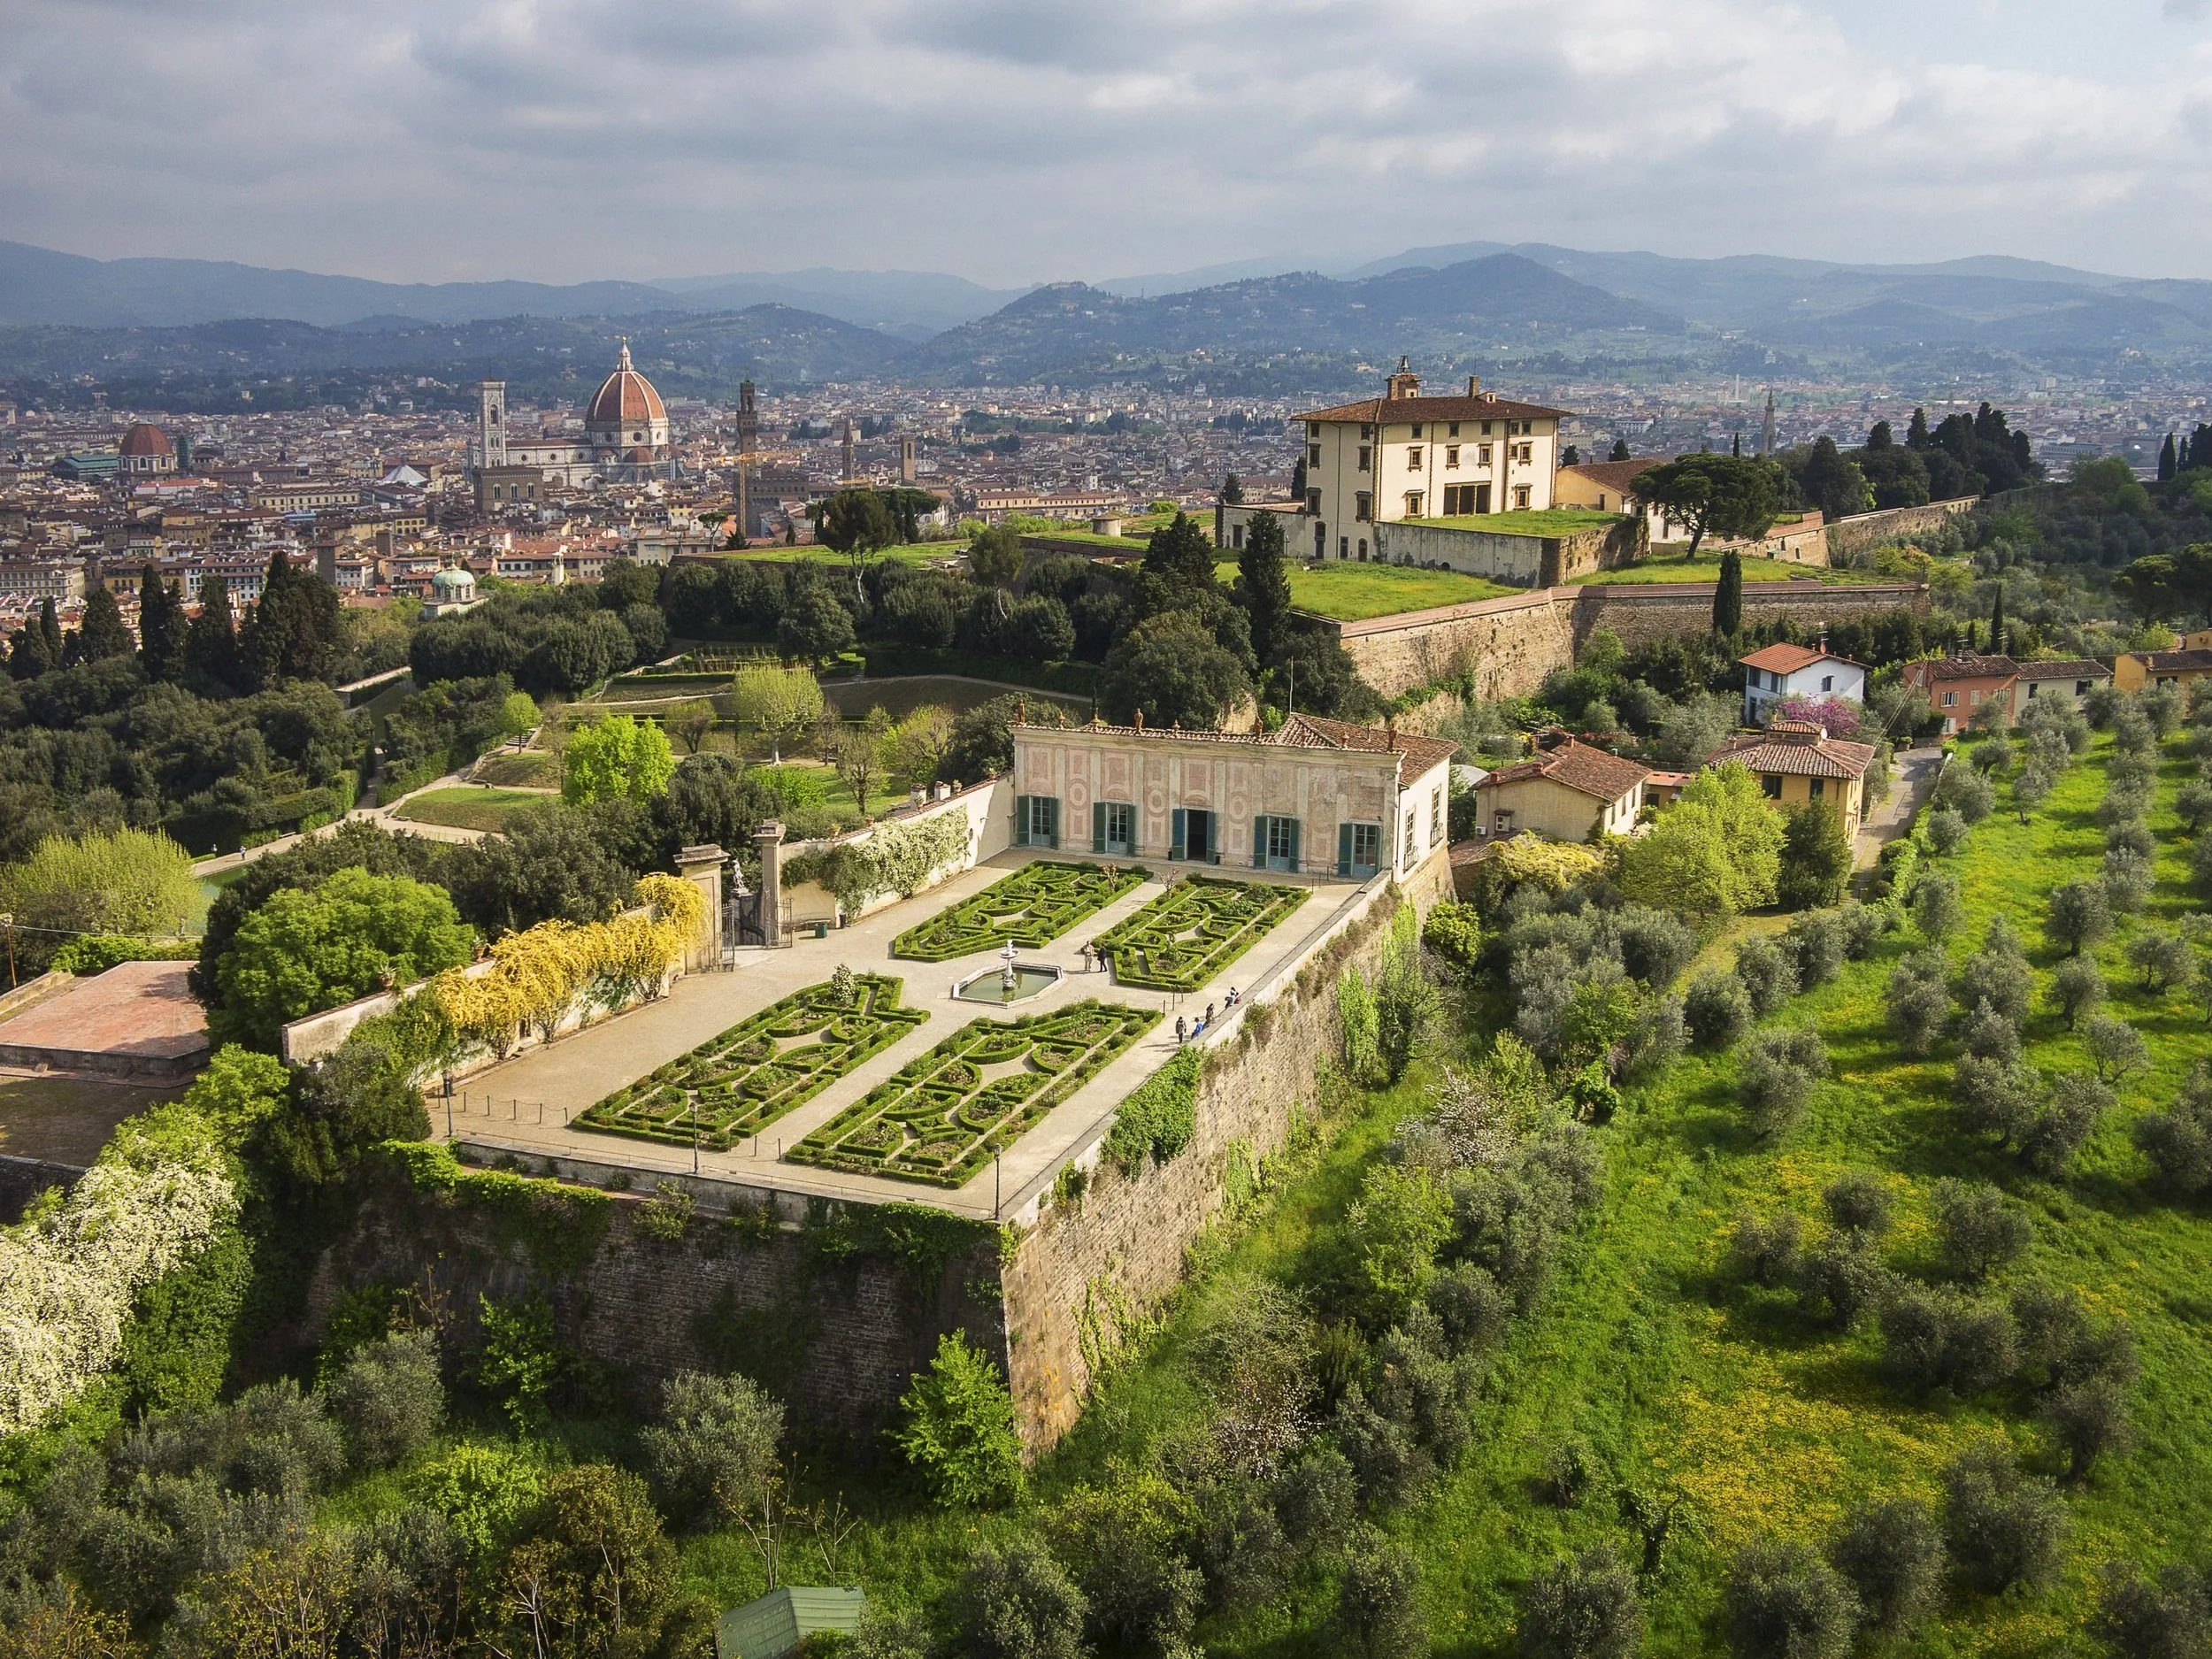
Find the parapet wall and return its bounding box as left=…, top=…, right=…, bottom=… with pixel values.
left=1825, top=498, right=1976, bottom=561
left=1572, top=580, right=1932, bottom=651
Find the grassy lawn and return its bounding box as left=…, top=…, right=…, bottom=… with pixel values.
left=1571, top=551, right=1901, bottom=587
left=393, top=787, right=549, bottom=833
left=1410, top=508, right=1625, bottom=537
left=1214, top=558, right=1517, bottom=620
left=471, top=749, right=560, bottom=788
left=723, top=543, right=958, bottom=569
left=784, top=734, right=2212, bottom=1652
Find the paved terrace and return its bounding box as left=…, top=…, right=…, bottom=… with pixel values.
left=447, top=849, right=1373, bottom=1218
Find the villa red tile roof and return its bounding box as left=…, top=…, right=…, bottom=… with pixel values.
left=1298, top=393, right=1571, bottom=425
left=1740, top=641, right=1861, bottom=674
left=2127, top=650, right=2212, bottom=674
left=1478, top=738, right=1650, bottom=803
left=1708, top=724, right=1876, bottom=780
left=1906, top=652, right=2018, bottom=682
left=2013, top=658, right=2110, bottom=680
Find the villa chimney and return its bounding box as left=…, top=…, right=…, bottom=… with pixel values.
left=1466, top=375, right=1480, bottom=396
left=1386, top=714, right=1397, bottom=752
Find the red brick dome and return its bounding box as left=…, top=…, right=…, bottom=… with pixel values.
left=588, top=341, right=665, bottom=427
left=119, top=422, right=173, bottom=458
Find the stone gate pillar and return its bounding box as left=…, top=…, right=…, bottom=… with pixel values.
left=675, top=844, right=727, bottom=971
left=755, top=820, right=786, bottom=946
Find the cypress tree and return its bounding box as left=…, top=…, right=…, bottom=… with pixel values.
left=9, top=622, right=54, bottom=680
left=1991, top=589, right=2006, bottom=658
left=1714, top=549, right=1744, bottom=637
left=37, top=597, right=62, bottom=658
left=1732, top=432, right=1742, bottom=457
left=1609, top=437, right=1632, bottom=462
left=1906, top=408, right=1931, bottom=450
left=1239, top=509, right=1293, bottom=668
left=78, top=587, right=134, bottom=662
left=2160, top=434, right=2178, bottom=482
left=2184, top=433, right=2195, bottom=473
left=2193, top=423, right=2212, bottom=472
left=185, top=573, right=241, bottom=690
left=138, top=568, right=182, bottom=680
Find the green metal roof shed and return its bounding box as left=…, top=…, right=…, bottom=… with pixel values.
left=716, top=1586, right=868, bottom=1659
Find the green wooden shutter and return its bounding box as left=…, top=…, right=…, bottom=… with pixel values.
left=1047, top=797, right=1060, bottom=850
left=1171, top=808, right=1187, bottom=861
left=1093, top=801, right=1106, bottom=854
left=1287, top=819, right=1300, bottom=873
left=1337, top=822, right=1352, bottom=876
left=1253, top=817, right=1266, bottom=870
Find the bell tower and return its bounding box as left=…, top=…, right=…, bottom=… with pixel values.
left=478, top=380, right=507, bottom=470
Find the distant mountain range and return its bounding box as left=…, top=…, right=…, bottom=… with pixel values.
left=5, top=235, right=2212, bottom=399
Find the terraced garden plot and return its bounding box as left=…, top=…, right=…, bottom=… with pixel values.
left=1094, top=876, right=1309, bottom=992
left=788, top=1000, right=1156, bottom=1187
left=572, top=972, right=925, bottom=1150
left=891, top=859, right=1147, bottom=962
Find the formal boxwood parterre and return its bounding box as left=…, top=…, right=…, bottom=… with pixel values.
left=788, top=999, right=1158, bottom=1187
left=890, top=858, right=1148, bottom=962
left=572, top=971, right=926, bottom=1150
left=1094, top=875, right=1310, bottom=992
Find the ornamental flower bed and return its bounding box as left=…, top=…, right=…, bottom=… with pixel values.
left=891, top=860, right=1148, bottom=963
left=789, top=999, right=1157, bottom=1187
left=1093, top=877, right=1309, bottom=993
left=572, top=970, right=926, bottom=1150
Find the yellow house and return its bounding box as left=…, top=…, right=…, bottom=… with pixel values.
left=2114, top=649, right=2212, bottom=694
left=1473, top=735, right=1650, bottom=841
left=1705, top=722, right=1877, bottom=841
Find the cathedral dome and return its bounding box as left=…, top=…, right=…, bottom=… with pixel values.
left=588, top=341, right=666, bottom=427
left=119, top=423, right=173, bottom=458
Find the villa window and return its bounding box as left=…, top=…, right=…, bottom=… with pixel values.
left=1809, top=777, right=1825, bottom=799
left=1357, top=446, right=1371, bottom=472
left=1479, top=444, right=1493, bottom=465
left=1355, top=492, right=1372, bottom=522
left=1405, top=492, right=1424, bottom=516
left=1407, top=447, right=1423, bottom=469
left=1091, top=801, right=1135, bottom=856
left=1514, top=486, right=1531, bottom=510
left=1410, top=425, right=1423, bottom=439
left=1015, top=795, right=1060, bottom=849
left=1337, top=821, right=1382, bottom=878
left=1762, top=775, right=1783, bottom=800
left=1402, top=810, right=1418, bottom=869
left=1358, top=538, right=1369, bottom=558
left=1309, top=443, right=1321, bottom=465
left=1307, top=488, right=1322, bottom=515
left=1448, top=422, right=1461, bottom=437
left=1447, top=445, right=1460, bottom=468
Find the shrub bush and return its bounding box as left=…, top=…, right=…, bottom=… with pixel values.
left=1953, top=1054, right=2039, bottom=1146
left=953, top=1536, right=1088, bottom=1659
left=1933, top=1179, right=2032, bottom=1281
left=1828, top=1496, right=1944, bottom=1640
left=1942, top=1441, right=2068, bottom=1594
left=1795, top=1235, right=1890, bottom=1328
left=1721, top=1538, right=1859, bottom=1659
left=2085, top=1014, right=2151, bottom=1084
left=1728, top=1210, right=1804, bottom=1288
left=2047, top=956, right=2107, bottom=1028
left=1879, top=1285, right=2019, bottom=1396
left=1335, top=1529, right=1429, bottom=1659
left=1837, top=902, right=1888, bottom=960
left=2045, top=1377, right=2133, bottom=1481
left=1911, top=870, right=1963, bottom=941
left=1957, top=1000, right=2023, bottom=1065
left=2046, top=880, right=2112, bottom=956
left=641, top=1369, right=784, bottom=1525
left=1784, top=910, right=1847, bottom=989
left=895, top=1333, right=1024, bottom=1507
left=1737, top=1027, right=1831, bottom=1139
left=2022, top=1071, right=2110, bottom=1176
left=2128, top=929, right=2194, bottom=993
left=1732, top=937, right=1800, bottom=1018
left=1955, top=916, right=2031, bottom=1022
left=1886, top=949, right=1953, bottom=1055
left=1517, top=1545, right=1644, bottom=1659
left=1924, top=808, right=1970, bottom=856
left=1540, top=1436, right=1602, bottom=1509
left=326, top=1330, right=445, bottom=1472
left=1932, top=764, right=1996, bottom=824
left=1685, top=971, right=1753, bottom=1049
left=2095, top=1563, right=2212, bottom=1659
left=1822, top=1171, right=1893, bottom=1239
left=2103, top=847, right=2154, bottom=917
left=2134, top=1064, right=2212, bottom=1194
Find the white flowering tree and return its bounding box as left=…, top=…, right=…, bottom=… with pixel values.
left=0, top=1108, right=238, bottom=1435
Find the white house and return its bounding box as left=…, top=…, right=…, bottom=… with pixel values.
left=1294, top=362, right=1568, bottom=564
left=1739, top=641, right=1866, bottom=726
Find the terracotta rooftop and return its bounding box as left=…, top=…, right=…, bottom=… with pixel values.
left=1561, top=459, right=1658, bottom=495
left=1018, top=710, right=1456, bottom=778
left=587, top=341, right=667, bottom=427
left=1907, top=652, right=2018, bottom=681
left=1298, top=393, right=1571, bottom=425
left=2013, top=658, right=2110, bottom=680
left=1740, top=641, right=1863, bottom=674
left=1477, top=737, right=1651, bottom=803
left=1708, top=722, right=1877, bottom=780
left=2125, top=650, right=2212, bottom=673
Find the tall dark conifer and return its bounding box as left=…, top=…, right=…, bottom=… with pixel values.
left=79, top=587, right=134, bottom=662
left=37, top=597, right=62, bottom=658
left=1713, top=550, right=1744, bottom=637
left=1906, top=408, right=1931, bottom=449
left=185, top=573, right=241, bottom=690
left=138, top=568, right=182, bottom=680
left=1239, top=510, right=1292, bottom=668
left=2159, top=434, right=2178, bottom=482
left=1990, top=589, right=2006, bottom=658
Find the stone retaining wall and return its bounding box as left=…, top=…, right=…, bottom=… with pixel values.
left=1825, top=498, right=1977, bottom=561
left=0, top=1154, right=83, bottom=1225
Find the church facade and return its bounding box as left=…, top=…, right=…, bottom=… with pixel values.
left=475, top=341, right=683, bottom=488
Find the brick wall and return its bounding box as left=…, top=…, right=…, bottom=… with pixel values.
left=307, top=1176, right=1003, bottom=1433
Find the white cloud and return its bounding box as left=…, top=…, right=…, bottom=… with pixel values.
left=1, top=0, right=2208, bottom=284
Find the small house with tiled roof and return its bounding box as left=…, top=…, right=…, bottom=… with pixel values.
left=1706, top=722, right=1878, bottom=841
left=1900, top=652, right=2019, bottom=735
left=2006, top=658, right=2111, bottom=721
left=1739, top=640, right=1867, bottom=726
left=1471, top=733, right=1651, bottom=843
left=2114, top=649, right=2212, bottom=695
left=1009, top=710, right=1455, bottom=881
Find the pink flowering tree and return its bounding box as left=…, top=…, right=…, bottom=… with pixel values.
left=1770, top=695, right=1864, bottom=738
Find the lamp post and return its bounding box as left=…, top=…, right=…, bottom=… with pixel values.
left=1, top=914, right=12, bottom=990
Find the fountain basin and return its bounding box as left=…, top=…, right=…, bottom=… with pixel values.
left=953, top=963, right=1064, bottom=1004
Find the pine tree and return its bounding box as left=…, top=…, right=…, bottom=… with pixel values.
left=9, top=622, right=54, bottom=680
left=1906, top=408, right=1931, bottom=449
left=2160, top=434, right=2178, bottom=482
left=1609, top=438, right=1632, bottom=462
left=138, top=568, right=182, bottom=680
left=1239, top=509, right=1293, bottom=668
left=1714, top=550, right=1744, bottom=637
left=1868, top=419, right=1894, bottom=450
left=185, top=573, right=241, bottom=690
left=78, top=587, right=134, bottom=662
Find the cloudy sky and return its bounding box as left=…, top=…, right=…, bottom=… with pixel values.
left=4, top=0, right=2210, bottom=286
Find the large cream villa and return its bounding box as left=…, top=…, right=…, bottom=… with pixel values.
left=1010, top=711, right=1457, bottom=880
left=1287, top=363, right=1568, bottom=562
